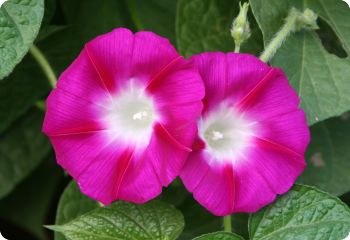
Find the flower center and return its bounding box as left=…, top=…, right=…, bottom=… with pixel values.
left=103, top=82, right=157, bottom=146
left=200, top=103, right=256, bottom=164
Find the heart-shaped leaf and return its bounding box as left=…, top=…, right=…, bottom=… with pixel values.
left=126, top=0, right=177, bottom=43
left=49, top=197, right=185, bottom=240
left=0, top=109, right=51, bottom=199
left=0, top=158, right=63, bottom=239
left=176, top=0, right=263, bottom=58
left=54, top=181, right=100, bottom=240
left=249, top=185, right=350, bottom=240
left=249, top=0, right=350, bottom=125
left=0, top=0, right=44, bottom=79
left=299, top=112, right=350, bottom=196
left=0, top=53, right=50, bottom=134
left=60, top=0, right=133, bottom=44
left=193, top=232, right=244, bottom=240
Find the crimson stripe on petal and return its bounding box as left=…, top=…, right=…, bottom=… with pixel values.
left=236, top=68, right=276, bottom=111
left=253, top=136, right=305, bottom=161
left=154, top=123, right=192, bottom=152
left=224, top=165, right=236, bottom=213
left=145, top=56, right=183, bottom=93
left=85, top=45, right=115, bottom=95
left=112, top=148, right=135, bottom=199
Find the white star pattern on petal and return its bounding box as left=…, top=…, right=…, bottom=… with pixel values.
left=343, top=0, right=350, bottom=7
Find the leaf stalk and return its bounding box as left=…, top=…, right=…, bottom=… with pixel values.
left=30, top=45, right=57, bottom=88
left=223, top=215, right=232, bottom=232
left=260, top=8, right=318, bottom=62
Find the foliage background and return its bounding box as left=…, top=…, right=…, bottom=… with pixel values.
left=0, top=0, right=349, bottom=239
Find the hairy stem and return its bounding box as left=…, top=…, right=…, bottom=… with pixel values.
left=259, top=9, right=299, bottom=63
left=30, top=45, right=57, bottom=88
left=223, top=215, right=232, bottom=232
left=260, top=7, right=318, bottom=63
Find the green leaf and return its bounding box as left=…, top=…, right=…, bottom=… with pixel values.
left=298, top=112, right=350, bottom=196
left=0, top=30, right=79, bottom=137
left=50, top=199, right=185, bottom=240
left=37, top=26, right=83, bottom=75
left=0, top=0, right=44, bottom=79
left=35, top=0, right=60, bottom=41
left=177, top=196, right=222, bottom=240
left=0, top=53, right=50, bottom=134
left=0, top=158, right=63, bottom=240
left=249, top=0, right=350, bottom=125
left=36, top=24, right=66, bottom=42
left=126, top=0, right=177, bottom=43
left=193, top=232, right=244, bottom=240
left=0, top=25, right=83, bottom=134
left=249, top=184, right=350, bottom=240
left=42, top=0, right=56, bottom=26
left=54, top=181, right=100, bottom=240
left=60, top=0, right=134, bottom=44
left=176, top=0, right=263, bottom=58
left=162, top=181, right=249, bottom=240
left=0, top=109, right=51, bottom=199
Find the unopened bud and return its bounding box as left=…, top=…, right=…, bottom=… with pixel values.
left=231, top=2, right=251, bottom=52
left=295, top=8, right=319, bottom=31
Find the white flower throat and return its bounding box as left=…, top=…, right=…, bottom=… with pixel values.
left=200, top=103, right=257, bottom=164
left=102, top=82, right=157, bottom=146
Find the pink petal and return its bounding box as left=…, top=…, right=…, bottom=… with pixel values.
left=257, top=110, right=310, bottom=154
left=237, top=68, right=300, bottom=121
left=233, top=140, right=306, bottom=212
left=116, top=121, right=200, bottom=203
left=180, top=152, right=236, bottom=216
left=51, top=134, right=129, bottom=204
left=190, top=53, right=272, bottom=114
left=57, top=49, right=112, bottom=104
left=181, top=52, right=310, bottom=215
left=156, top=100, right=203, bottom=151
left=85, top=28, right=179, bottom=93
left=117, top=124, right=196, bottom=203
left=43, top=28, right=204, bottom=204
left=131, top=31, right=179, bottom=86
left=189, top=52, right=228, bottom=113
left=150, top=59, right=205, bottom=105
left=181, top=140, right=306, bottom=215
left=43, top=88, right=105, bottom=136
left=50, top=132, right=161, bottom=205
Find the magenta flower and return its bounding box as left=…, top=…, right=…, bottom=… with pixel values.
left=180, top=53, right=310, bottom=216
left=43, top=28, right=204, bottom=205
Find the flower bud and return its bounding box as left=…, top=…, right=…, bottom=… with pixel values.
left=296, top=8, right=319, bottom=31
left=231, top=2, right=251, bottom=52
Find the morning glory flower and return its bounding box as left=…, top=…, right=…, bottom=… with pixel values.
left=43, top=28, right=204, bottom=205
left=180, top=52, right=310, bottom=216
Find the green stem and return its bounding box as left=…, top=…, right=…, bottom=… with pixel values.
left=259, top=7, right=318, bottom=63
left=234, top=44, right=240, bottom=53
left=30, top=45, right=57, bottom=88
left=223, top=215, right=232, bottom=232
left=259, top=9, right=299, bottom=63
